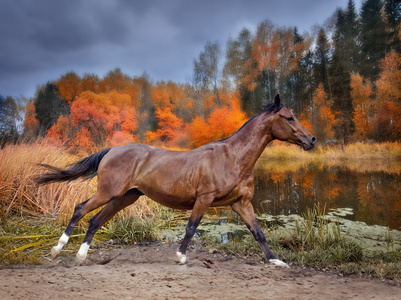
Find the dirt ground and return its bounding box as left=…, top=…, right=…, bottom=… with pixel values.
left=0, top=242, right=400, bottom=300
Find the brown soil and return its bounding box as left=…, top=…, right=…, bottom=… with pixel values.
left=0, top=242, right=400, bottom=300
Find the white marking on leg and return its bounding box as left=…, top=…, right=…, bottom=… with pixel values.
left=269, top=259, right=290, bottom=268
left=51, top=233, right=69, bottom=259
left=76, top=242, right=90, bottom=261
left=176, top=251, right=187, bottom=264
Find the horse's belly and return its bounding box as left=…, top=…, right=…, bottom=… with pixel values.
left=137, top=185, right=196, bottom=210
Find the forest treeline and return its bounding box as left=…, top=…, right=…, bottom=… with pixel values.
left=1, top=0, right=400, bottom=150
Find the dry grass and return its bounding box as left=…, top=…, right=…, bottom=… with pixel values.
left=261, top=141, right=401, bottom=173
left=0, top=141, right=91, bottom=218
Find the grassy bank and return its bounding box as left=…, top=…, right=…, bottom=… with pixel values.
left=261, top=141, right=401, bottom=173
left=1, top=141, right=401, bottom=281
left=196, top=207, right=401, bottom=281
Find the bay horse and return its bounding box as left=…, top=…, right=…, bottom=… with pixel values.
left=36, top=95, right=316, bottom=267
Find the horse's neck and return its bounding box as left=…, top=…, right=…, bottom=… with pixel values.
left=226, top=111, right=273, bottom=171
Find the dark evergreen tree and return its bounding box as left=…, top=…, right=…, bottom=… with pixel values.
left=135, top=74, right=157, bottom=140
left=330, top=8, right=355, bottom=143
left=288, top=27, right=311, bottom=116
left=344, top=0, right=360, bottom=72
left=34, top=82, right=70, bottom=135
left=313, top=28, right=332, bottom=97
left=384, top=0, right=401, bottom=52
left=360, top=0, right=388, bottom=81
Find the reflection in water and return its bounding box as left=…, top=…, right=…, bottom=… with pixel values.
left=253, top=159, right=401, bottom=230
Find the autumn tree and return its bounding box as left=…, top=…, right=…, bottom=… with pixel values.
left=152, top=81, right=195, bottom=123
left=81, top=73, right=101, bottom=94
left=190, top=93, right=246, bottom=147
left=57, top=72, right=82, bottom=104
left=312, top=83, right=335, bottom=141
left=373, top=51, right=401, bottom=140
left=146, top=106, right=186, bottom=146
left=350, top=73, right=373, bottom=139
left=65, top=91, right=137, bottom=148
left=253, top=21, right=306, bottom=105
left=47, top=115, right=70, bottom=143
left=376, top=51, right=401, bottom=102
left=101, top=68, right=132, bottom=93
left=23, top=101, right=39, bottom=138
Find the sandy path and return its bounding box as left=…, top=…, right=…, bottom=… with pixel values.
left=0, top=243, right=400, bottom=300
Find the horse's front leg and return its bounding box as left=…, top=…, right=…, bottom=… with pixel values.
left=231, top=199, right=289, bottom=268
left=177, top=195, right=213, bottom=264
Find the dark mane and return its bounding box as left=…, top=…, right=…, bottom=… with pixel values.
left=264, top=101, right=284, bottom=113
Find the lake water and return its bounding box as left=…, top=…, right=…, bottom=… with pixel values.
left=252, top=159, right=401, bottom=230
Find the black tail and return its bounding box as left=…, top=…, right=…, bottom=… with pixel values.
left=35, top=148, right=112, bottom=185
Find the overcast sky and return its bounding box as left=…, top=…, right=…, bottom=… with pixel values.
left=0, top=0, right=361, bottom=99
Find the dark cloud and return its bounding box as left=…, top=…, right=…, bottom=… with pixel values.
left=0, top=0, right=358, bottom=98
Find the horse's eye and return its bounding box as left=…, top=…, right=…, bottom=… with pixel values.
left=287, top=117, right=294, bottom=122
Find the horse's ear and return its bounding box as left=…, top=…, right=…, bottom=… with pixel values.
left=274, top=94, right=280, bottom=107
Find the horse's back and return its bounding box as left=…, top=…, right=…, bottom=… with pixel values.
left=95, top=142, right=241, bottom=209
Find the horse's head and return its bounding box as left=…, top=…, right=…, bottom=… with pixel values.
left=270, top=95, right=316, bottom=150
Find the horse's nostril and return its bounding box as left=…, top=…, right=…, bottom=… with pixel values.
left=311, top=136, right=317, bottom=144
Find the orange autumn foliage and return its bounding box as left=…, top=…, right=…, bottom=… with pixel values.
left=350, top=73, right=372, bottom=106
left=376, top=51, right=401, bottom=102
left=152, top=81, right=187, bottom=109
left=76, top=127, right=94, bottom=151
left=146, top=106, right=185, bottom=145
left=374, top=100, right=401, bottom=141
left=373, top=52, right=401, bottom=141
left=350, top=73, right=373, bottom=139
left=47, top=115, right=70, bottom=142
left=253, top=22, right=305, bottom=79
left=190, top=98, right=247, bottom=147
left=23, top=102, right=39, bottom=137
left=110, top=130, right=136, bottom=147
left=57, top=72, right=83, bottom=104
left=189, top=116, right=211, bottom=147
left=46, top=91, right=137, bottom=149
left=312, top=83, right=335, bottom=140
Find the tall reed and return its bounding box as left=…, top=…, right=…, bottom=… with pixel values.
left=0, top=141, right=92, bottom=218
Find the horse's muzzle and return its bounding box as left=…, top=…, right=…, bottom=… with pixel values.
left=303, top=136, right=316, bottom=150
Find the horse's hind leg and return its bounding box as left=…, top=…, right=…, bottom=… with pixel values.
left=76, top=188, right=142, bottom=262
left=51, top=198, right=91, bottom=259
left=51, top=189, right=124, bottom=259
left=231, top=200, right=289, bottom=268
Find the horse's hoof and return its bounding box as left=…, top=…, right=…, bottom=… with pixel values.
left=76, top=251, right=87, bottom=261
left=75, top=253, right=87, bottom=266
left=176, top=251, right=187, bottom=264
left=51, top=246, right=60, bottom=259
left=269, top=259, right=290, bottom=268
left=75, top=242, right=90, bottom=262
